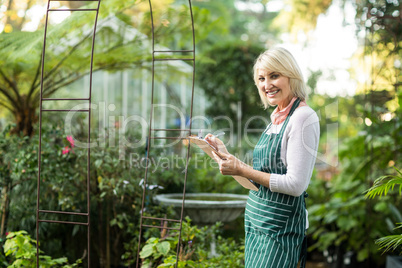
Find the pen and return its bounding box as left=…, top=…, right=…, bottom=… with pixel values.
left=214, top=131, right=225, bottom=138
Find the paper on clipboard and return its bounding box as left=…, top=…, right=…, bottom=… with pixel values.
left=188, top=136, right=258, bottom=191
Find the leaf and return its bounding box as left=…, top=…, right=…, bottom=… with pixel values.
left=156, top=241, right=171, bottom=256
left=337, top=216, right=358, bottom=232
left=394, top=166, right=402, bottom=176
left=376, top=234, right=402, bottom=254
left=95, top=159, right=103, bottom=168
left=365, top=174, right=402, bottom=199
left=51, top=257, right=68, bottom=264
left=148, top=237, right=158, bottom=244
left=140, top=244, right=155, bottom=259
left=357, top=247, right=369, bottom=262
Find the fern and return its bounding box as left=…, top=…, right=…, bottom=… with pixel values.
left=365, top=167, right=402, bottom=199
left=376, top=232, right=402, bottom=254
left=365, top=167, right=402, bottom=254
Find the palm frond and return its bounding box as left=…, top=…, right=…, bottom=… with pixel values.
left=0, top=31, right=44, bottom=61
left=365, top=167, right=402, bottom=199
left=376, top=234, right=402, bottom=254
left=395, top=166, right=402, bottom=177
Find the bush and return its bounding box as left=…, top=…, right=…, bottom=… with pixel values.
left=139, top=218, right=244, bottom=268
left=2, top=230, right=81, bottom=267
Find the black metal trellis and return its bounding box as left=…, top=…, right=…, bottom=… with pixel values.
left=135, top=1, right=196, bottom=267
left=37, top=0, right=195, bottom=266
left=36, top=0, right=101, bottom=267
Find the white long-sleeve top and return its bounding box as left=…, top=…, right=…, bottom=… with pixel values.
left=266, top=106, right=320, bottom=197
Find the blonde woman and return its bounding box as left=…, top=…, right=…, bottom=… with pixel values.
left=206, top=47, right=320, bottom=268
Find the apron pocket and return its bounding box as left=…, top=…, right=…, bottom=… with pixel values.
left=245, top=192, right=293, bottom=235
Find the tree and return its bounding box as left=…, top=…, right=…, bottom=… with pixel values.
left=274, top=0, right=333, bottom=34
left=193, top=0, right=281, bottom=45
left=0, top=0, right=143, bottom=136
left=196, top=41, right=266, bottom=149
left=0, top=0, right=218, bottom=136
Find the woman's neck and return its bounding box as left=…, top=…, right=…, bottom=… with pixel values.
left=277, top=96, right=295, bottom=111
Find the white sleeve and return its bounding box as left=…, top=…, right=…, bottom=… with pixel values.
left=269, top=108, right=320, bottom=197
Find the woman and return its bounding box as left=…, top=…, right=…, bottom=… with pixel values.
left=205, top=47, right=320, bottom=268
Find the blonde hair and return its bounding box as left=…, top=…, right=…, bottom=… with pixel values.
left=253, top=47, right=307, bottom=109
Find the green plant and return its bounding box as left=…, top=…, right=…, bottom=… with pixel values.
left=139, top=218, right=244, bottom=268
left=0, top=121, right=170, bottom=266
left=140, top=237, right=175, bottom=267
left=3, top=230, right=81, bottom=267
left=306, top=89, right=401, bottom=267
left=365, top=166, right=402, bottom=254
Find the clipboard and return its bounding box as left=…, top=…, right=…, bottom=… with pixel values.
left=188, top=136, right=258, bottom=191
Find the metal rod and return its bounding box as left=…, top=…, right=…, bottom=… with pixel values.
left=49, top=0, right=99, bottom=1
left=41, top=109, right=89, bottom=112
left=39, top=210, right=88, bottom=216
left=37, top=2, right=51, bottom=266
left=38, top=219, right=88, bottom=225
left=153, top=58, right=194, bottom=61
left=151, top=128, right=191, bottom=132
left=149, top=137, right=188, bottom=140
left=141, top=225, right=180, bottom=231
left=154, top=50, right=194, bottom=53
left=48, top=8, right=97, bottom=11
left=42, top=98, right=90, bottom=101
left=141, top=216, right=181, bottom=223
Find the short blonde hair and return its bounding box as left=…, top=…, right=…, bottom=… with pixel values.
left=253, top=47, right=307, bottom=109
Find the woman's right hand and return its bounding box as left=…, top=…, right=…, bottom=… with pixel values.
left=204, top=133, right=229, bottom=155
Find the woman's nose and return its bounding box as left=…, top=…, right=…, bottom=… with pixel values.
left=263, top=79, right=271, bottom=89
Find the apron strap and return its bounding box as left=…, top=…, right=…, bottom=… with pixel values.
left=279, top=98, right=301, bottom=136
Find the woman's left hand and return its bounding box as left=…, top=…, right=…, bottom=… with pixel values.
left=212, top=151, right=247, bottom=176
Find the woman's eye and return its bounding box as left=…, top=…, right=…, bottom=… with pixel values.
left=258, top=77, right=265, bottom=81
left=271, top=74, right=279, bottom=79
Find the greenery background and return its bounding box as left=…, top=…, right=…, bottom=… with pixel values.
left=0, top=0, right=401, bottom=267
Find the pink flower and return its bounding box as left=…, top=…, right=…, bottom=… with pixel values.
left=66, top=136, right=75, bottom=148
left=62, top=146, right=71, bottom=155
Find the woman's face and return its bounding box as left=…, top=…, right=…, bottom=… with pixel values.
left=257, top=69, right=293, bottom=110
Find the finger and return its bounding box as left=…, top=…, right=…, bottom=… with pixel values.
left=211, top=151, right=222, bottom=162
left=220, top=165, right=231, bottom=175
left=218, top=151, right=230, bottom=159
left=206, top=136, right=218, bottom=149
left=207, top=136, right=216, bottom=144
left=204, top=133, right=214, bottom=140
left=213, top=137, right=223, bottom=145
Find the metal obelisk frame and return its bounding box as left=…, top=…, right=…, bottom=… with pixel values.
left=135, top=1, right=196, bottom=267
left=37, top=0, right=196, bottom=267
left=37, top=0, right=101, bottom=267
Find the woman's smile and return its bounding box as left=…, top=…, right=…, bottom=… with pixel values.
left=258, top=69, right=293, bottom=110
left=266, top=88, right=280, bottom=97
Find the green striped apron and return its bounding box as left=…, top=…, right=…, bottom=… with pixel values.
left=245, top=98, right=307, bottom=268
